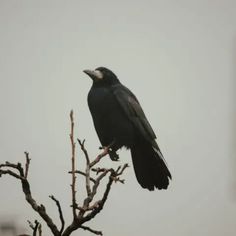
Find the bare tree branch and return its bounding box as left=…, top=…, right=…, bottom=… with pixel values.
left=0, top=111, right=129, bottom=236
left=24, top=152, right=30, bottom=178
left=63, top=136, right=128, bottom=236
left=28, top=220, right=41, bottom=236
left=82, top=164, right=129, bottom=224
left=0, top=161, right=60, bottom=236
left=70, top=110, right=77, bottom=220
left=27, top=220, right=35, bottom=230
left=0, top=168, right=25, bottom=180
left=89, top=146, right=110, bottom=168
left=70, top=170, right=96, bottom=183
left=78, top=139, right=92, bottom=197
left=49, top=195, right=65, bottom=234
left=80, top=225, right=103, bottom=235
left=33, top=221, right=39, bottom=236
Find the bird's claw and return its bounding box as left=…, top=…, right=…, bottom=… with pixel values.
left=108, top=150, right=119, bottom=161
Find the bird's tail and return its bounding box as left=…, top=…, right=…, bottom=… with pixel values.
left=130, top=140, right=171, bottom=190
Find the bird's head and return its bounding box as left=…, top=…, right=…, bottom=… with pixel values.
left=83, top=67, right=120, bottom=86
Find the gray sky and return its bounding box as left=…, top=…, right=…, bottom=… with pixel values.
left=0, top=1, right=235, bottom=235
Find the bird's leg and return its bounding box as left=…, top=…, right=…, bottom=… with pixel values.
left=108, top=140, right=120, bottom=161
left=108, top=149, right=119, bottom=161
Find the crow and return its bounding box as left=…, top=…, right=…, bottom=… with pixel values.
left=83, top=67, right=171, bottom=190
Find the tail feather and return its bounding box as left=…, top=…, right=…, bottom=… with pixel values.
left=130, top=141, right=171, bottom=190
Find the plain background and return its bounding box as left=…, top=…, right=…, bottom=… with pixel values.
left=0, top=1, right=235, bottom=235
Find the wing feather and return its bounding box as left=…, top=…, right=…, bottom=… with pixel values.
left=111, top=84, right=156, bottom=142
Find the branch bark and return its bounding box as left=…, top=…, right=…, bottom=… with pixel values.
left=49, top=195, right=65, bottom=234
left=70, top=110, right=77, bottom=219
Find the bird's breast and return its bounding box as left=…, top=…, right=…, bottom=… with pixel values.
left=87, top=86, right=135, bottom=147
left=88, top=87, right=117, bottom=115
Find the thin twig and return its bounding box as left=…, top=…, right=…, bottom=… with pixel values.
left=79, top=168, right=111, bottom=217
left=89, top=147, right=110, bottom=168
left=82, top=171, right=115, bottom=223
left=24, top=152, right=30, bottom=178
left=38, top=223, right=42, bottom=236
left=78, top=139, right=92, bottom=197
left=28, top=220, right=40, bottom=236
left=33, top=220, right=39, bottom=236
left=70, top=110, right=77, bottom=219
left=80, top=163, right=129, bottom=225
left=91, top=169, right=113, bottom=199
left=77, top=200, right=101, bottom=212
left=91, top=167, right=107, bottom=174
left=70, top=170, right=96, bottom=183
left=0, top=169, right=25, bottom=180
left=80, top=225, right=103, bottom=235
left=27, top=220, right=35, bottom=230
left=77, top=139, right=90, bottom=165
left=49, top=195, right=65, bottom=234
left=0, top=162, right=24, bottom=176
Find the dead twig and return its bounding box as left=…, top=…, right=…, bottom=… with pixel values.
left=63, top=137, right=128, bottom=236
left=24, top=152, right=30, bottom=178
left=49, top=195, right=65, bottom=234
left=89, top=147, right=110, bottom=168
left=38, top=223, right=42, bottom=236
left=69, top=170, right=96, bottom=183
left=28, top=220, right=41, bottom=236
left=78, top=139, right=92, bottom=197
left=70, top=110, right=77, bottom=219
left=81, top=225, right=103, bottom=235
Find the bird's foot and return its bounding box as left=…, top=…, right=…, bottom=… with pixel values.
left=108, top=149, right=119, bottom=161
left=99, top=140, right=119, bottom=161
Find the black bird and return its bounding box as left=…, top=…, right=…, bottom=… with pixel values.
left=83, top=67, right=171, bottom=190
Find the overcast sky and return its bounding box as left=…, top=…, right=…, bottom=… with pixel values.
left=0, top=1, right=235, bottom=236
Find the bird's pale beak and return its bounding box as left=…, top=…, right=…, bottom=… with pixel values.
left=83, top=69, right=103, bottom=80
